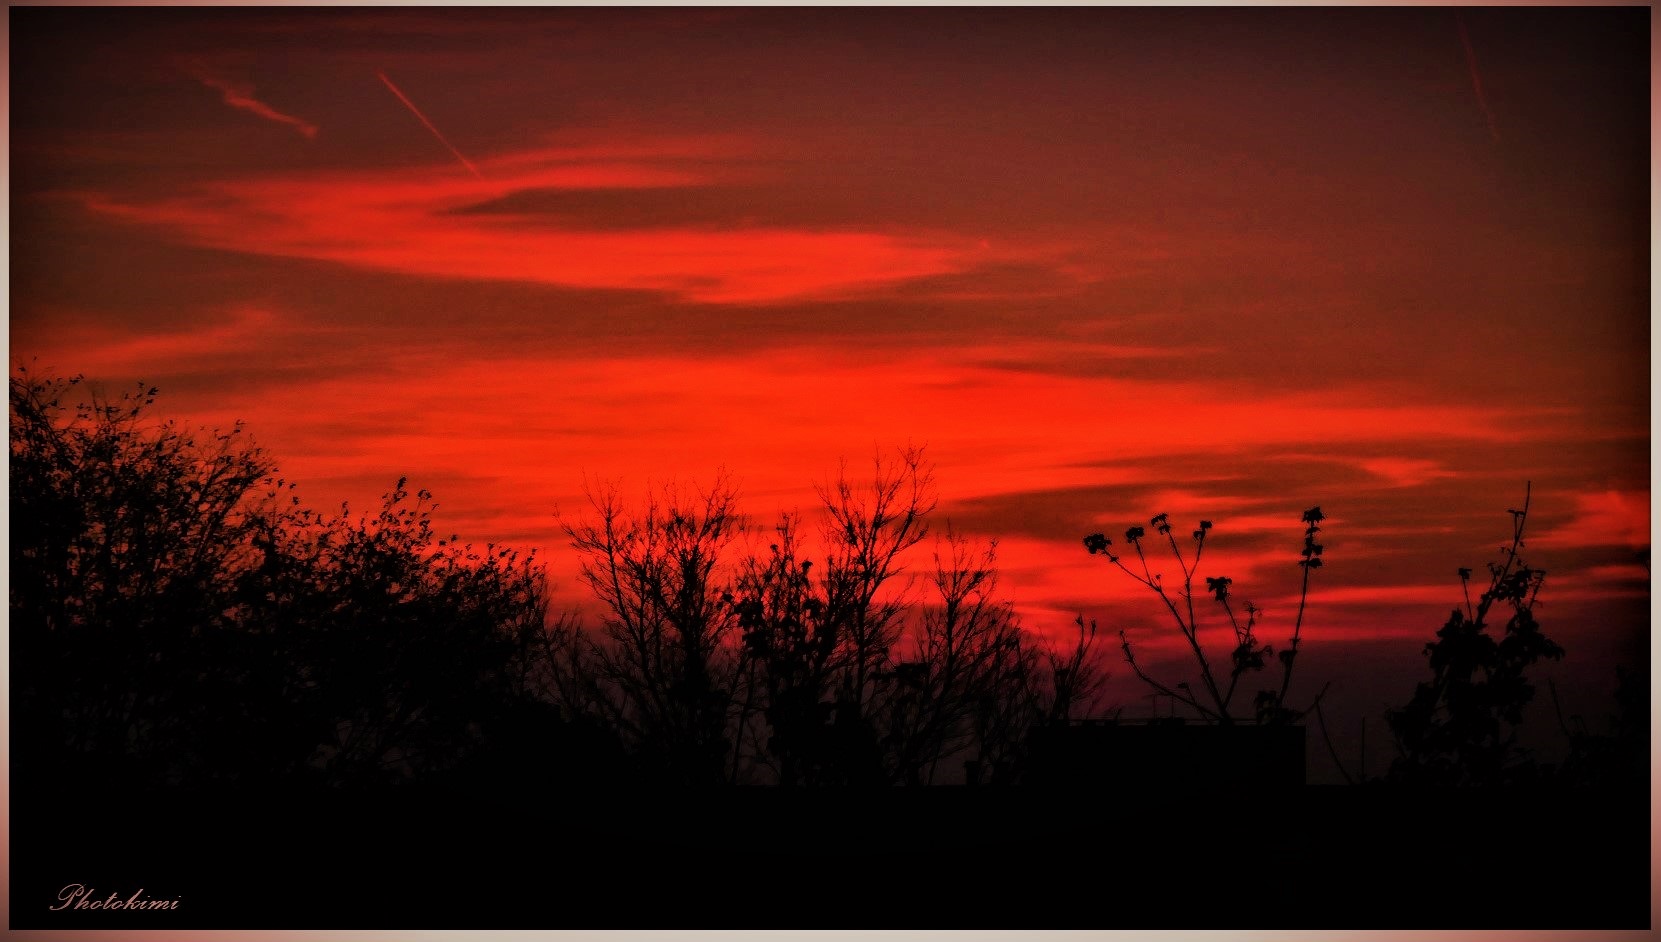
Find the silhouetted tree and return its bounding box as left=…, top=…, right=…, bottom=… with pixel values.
left=561, top=478, right=744, bottom=785
left=728, top=512, right=851, bottom=784
left=729, top=451, right=1106, bottom=784
left=887, top=530, right=1101, bottom=784
left=817, top=448, right=936, bottom=703
left=1385, top=486, right=1565, bottom=785
left=1044, top=615, right=1111, bottom=725
left=565, top=448, right=1094, bottom=785
left=884, top=531, right=1024, bottom=783
left=804, top=447, right=938, bottom=783
left=724, top=449, right=936, bottom=784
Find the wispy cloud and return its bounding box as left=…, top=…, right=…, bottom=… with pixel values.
left=28, top=305, right=325, bottom=375
left=190, top=68, right=319, bottom=140
left=80, top=134, right=1067, bottom=304
left=1357, top=457, right=1456, bottom=489
left=1536, top=489, right=1651, bottom=551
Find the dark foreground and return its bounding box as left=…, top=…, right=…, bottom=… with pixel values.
left=14, top=782, right=1650, bottom=930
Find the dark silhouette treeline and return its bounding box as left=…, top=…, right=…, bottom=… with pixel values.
left=12, top=370, right=1111, bottom=795
left=12, top=369, right=1648, bottom=791
left=546, top=457, right=1110, bottom=788
left=12, top=371, right=615, bottom=796
left=10, top=369, right=1650, bottom=929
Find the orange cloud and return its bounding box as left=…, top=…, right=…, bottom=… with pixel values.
left=78, top=135, right=1056, bottom=304
left=1537, top=489, right=1652, bottom=551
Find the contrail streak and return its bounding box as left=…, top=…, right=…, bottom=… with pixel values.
left=377, top=70, right=482, bottom=178
left=1456, top=15, right=1501, bottom=144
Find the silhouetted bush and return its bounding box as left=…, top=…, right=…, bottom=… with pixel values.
left=242, top=477, right=555, bottom=786
left=10, top=369, right=568, bottom=792
left=12, top=369, right=283, bottom=788
left=1082, top=506, right=1330, bottom=725
left=1385, top=487, right=1564, bottom=785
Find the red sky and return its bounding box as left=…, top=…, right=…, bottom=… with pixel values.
left=9, top=7, right=1650, bottom=770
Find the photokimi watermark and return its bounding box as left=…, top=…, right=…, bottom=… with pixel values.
left=52, top=884, right=181, bottom=911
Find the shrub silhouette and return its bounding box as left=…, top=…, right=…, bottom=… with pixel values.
left=12, top=369, right=284, bottom=787
left=1082, top=506, right=1330, bottom=725
left=244, top=477, right=554, bottom=786
left=1385, top=486, right=1566, bottom=785
left=729, top=510, right=873, bottom=785
left=10, top=369, right=568, bottom=791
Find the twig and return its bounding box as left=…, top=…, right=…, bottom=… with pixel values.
left=1548, top=677, right=1573, bottom=742
left=1311, top=683, right=1354, bottom=785
left=1119, top=631, right=1222, bottom=721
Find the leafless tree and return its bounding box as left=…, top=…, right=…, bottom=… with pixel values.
left=562, top=476, right=744, bottom=784
left=884, top=530, right=1095, bottom=784
left=816, top=445, right=936, bottom=709
left=553, top=446, right=1114, bottom=785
